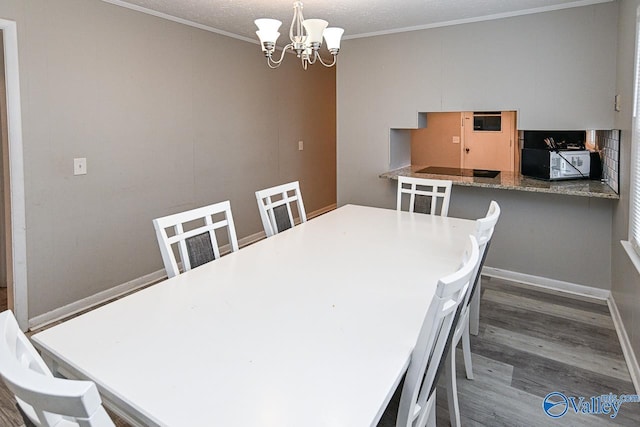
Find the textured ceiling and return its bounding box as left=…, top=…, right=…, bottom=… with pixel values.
left=104, top=0, right=613, bottom=42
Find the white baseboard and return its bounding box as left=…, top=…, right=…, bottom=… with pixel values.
left=608, top=295, right=640, bottom=394
left=482, top=267, right=611, bottom=300
left=28, top=269, right=167, bottom=330
left=308, top=203, right=337, bottom=219
left=234, top=230, right=266, bottom=250
left=28, top=203, right=338, bottom=331
left=228, top=203, right=337, bottom=249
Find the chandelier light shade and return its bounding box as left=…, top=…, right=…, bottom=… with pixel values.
left=255, top=19, right=281, bottom=51
left=254, top=1, right=344, bottom=69
left=323, top=27, right=345, bottom=51
left=302, top=19, right=327, bottom=44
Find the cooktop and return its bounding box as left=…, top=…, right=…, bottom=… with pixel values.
left=415, top=166, right=501, bottom=178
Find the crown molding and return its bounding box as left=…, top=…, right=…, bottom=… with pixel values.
left=344, top=0, right=614, bottom=40
left=101, top=0, right=614, bottom=44
left=100, top=0, right=259, bottom=45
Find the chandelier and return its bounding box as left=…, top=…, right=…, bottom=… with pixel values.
left=255, top=1, right=344, bottom=70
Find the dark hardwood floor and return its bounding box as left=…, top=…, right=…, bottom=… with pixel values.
left=380, top=277, right=640, bottom=427
left=1, top=278, right=638, bottom=426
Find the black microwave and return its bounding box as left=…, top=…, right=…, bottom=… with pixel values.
left=473, top=112, right=502, bottom=131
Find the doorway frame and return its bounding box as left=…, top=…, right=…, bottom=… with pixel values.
left=0, top=19, right=27, bottom=331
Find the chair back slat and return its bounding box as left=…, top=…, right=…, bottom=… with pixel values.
left=396, top=236, right=480, bottom=427
left=256, top=181, right=307, bottom=237
left=0, top=310, right=114, bottom=427
left=397, top=176, right=453, bottom=216
left=273, top=204, right=293, bottom=233
left=153, top=200, right=239, bottom=278
left=185, top=232, right=216, bottom=269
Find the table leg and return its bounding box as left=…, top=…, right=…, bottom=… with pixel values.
left=469, top=282, right=480, bottom=336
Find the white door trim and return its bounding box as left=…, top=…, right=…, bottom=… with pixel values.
left=0, top=19, right=28, bottom=330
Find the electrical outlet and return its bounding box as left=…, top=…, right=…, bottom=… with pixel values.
left=74, top=158, right=87, bottom=175
left=452, top=136, right=460, bottom=144
left=298, top=140, right=304, bottom=151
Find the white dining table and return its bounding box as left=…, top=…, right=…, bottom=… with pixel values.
left=31, top=204, right=476, bottom=427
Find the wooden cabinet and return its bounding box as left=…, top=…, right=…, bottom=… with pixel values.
left=410, top=111, right=518, bottom=172
left=462, top=111, right=517, bottom=172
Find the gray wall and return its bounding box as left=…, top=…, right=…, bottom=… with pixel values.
left=337, top=3, right=618, bottom=288
left=0, top=0, right=336, bottom=318
left=612, top=0, right=640, bottom=374
left=449, top=186, right=612, bottom=287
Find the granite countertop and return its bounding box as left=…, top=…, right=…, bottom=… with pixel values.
left=380, top=165, right=619, bottom=199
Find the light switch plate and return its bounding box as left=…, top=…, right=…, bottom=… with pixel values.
left=74, top=158, right=87, bottom=175
left=298, top=140, right=304, bottom=151
left=452, top=136, right=460, bottom=144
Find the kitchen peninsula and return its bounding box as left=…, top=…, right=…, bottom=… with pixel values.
left=380, top=165, right=619, bottom=199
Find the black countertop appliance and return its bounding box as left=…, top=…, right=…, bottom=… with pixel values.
left=520, top=130, right=601, bottom=181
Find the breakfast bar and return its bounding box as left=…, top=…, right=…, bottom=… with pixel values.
left=380, top=165, right=619, bottom=200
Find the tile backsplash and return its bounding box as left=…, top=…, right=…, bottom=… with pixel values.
left=596, top=129, right=620, bottom=194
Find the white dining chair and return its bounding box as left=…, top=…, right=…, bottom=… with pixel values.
left=469, top=200, right=501, bottom=336
left=395, top=235, right=480, bottom=427
left=445, top=200, right=501, bottom=427
left=255, top=181, right=307, bottom=237
left=153, top=200, right=239, bottom=278
left=0, top=310, right=114, bottom=427
left=396, top=176, right=453, bottom=216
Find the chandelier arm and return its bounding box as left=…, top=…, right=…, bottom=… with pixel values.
left=267, top=44, right=293, bottom=67
left=289, top=11, right=295, bottom=42
left=317, top=53, right=337, bottom=68
left=307, top=51, right=318, bottom=65
left=267, top=58, right=280, bottom=69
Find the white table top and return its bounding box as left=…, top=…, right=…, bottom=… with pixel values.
left=32, top=204, right=476, bottom=427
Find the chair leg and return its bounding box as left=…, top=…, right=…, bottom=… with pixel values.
left=445, top=348, right=461, bottom=427
left=15, top=403, right=37, bottom=427
left=469, top=282, right=481, bottom=336
left=462, top=319, right=474, bottom=380
left=426, top=392, right=437, bottom=427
